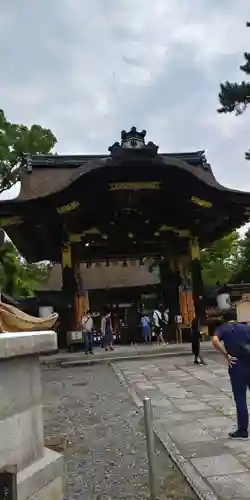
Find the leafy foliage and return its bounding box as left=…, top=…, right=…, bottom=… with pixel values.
left=0, top=109, right=57, bottom=194
left=231, top=229, right=250, bottom=282
left=218, top=22, right=250, bottom=158
left=201, top=231, right=242, bottom=285
left=0, top=241, right=50, bottom=297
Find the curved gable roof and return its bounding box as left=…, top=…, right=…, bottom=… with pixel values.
left=1, top=150, right=243, bottom=206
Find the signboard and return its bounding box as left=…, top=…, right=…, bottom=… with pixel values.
left=91, top=311, right=100, bottom=317
left=0, top=217, right=23, bottom=227
left=71, top=331, right=82, bottom=341
left=0, top=466, right=17, bottom=500
left=236, top=300, right=250, bottom=323
left=57, top=200, right=80, bottom=214
left=109, top=182, right=161, bottom=191
left=191, top=196, right=212, bottom=208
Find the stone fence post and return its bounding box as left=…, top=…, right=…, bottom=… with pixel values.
left=0, top=331, right=65, bottom=500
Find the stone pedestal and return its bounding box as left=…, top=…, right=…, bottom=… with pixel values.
left=0, top=331, right=65, bottom=500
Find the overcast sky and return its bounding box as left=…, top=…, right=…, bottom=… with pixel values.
left=1, top=0, right=250, bottom=229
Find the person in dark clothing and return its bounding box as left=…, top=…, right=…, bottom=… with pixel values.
left=191, top=317, right=205, bottom=365
left=126, top=308, right=137, bottom=345
left=153, top=306, right=165, bottom=346
left=81, top=310, right=93, bottom=355
left=101, top=311, right=114, bottom=351
left=212, top=309, right=250, bottom=440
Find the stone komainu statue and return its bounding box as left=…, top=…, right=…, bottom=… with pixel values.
left=0, top=302, right=58, bottom=332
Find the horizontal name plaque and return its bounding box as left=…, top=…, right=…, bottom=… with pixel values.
left=109, top=182, right=161, bottom=191
left=57, top=200, right=80, bottom=214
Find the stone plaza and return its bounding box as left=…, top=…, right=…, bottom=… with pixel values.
left=114, top=356, right=250, bottom=500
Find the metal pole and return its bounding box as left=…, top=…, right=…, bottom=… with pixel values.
left=143, top=397, right=157, bottom=500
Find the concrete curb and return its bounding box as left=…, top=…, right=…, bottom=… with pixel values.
left=40, top=348, right=215, bottom=368
left=111, top=362, right=219, bottom=500
left=111, top=362, right=143, bottom=409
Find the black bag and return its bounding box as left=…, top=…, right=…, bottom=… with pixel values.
left=155, top=311, right=164, bottom=328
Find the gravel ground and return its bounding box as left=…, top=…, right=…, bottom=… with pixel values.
left=42, top=364, right=197, bottom=500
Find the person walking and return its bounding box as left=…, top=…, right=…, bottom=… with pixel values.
left=141, top=313, right=151, bottom=343
left=82, top=309, right=93, bottom=355
left=101, top=310, right=114, bottom=351
left=191, top=317, right=205, bottom=365
left=152, top=306, right=165, bottom=346
left=163, top=307, right=170, bottom=344
left=212, top=309, right=250, bottom=440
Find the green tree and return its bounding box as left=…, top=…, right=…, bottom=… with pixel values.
left=218, top=22, right=250, bottom=158
left=201, top=231, right=242, bottom=285
left=0, top=241, right=50, bottom=297
left=0, top=109, right=57, bottom=194
left=231, top=228, right=250, bottom=282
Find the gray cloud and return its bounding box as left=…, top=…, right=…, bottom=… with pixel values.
left=1, top=0, right=250, bottom=200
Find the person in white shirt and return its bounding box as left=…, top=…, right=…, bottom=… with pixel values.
left=152, top=306, right=165, bottom=346
left=82, top=310, right=94, bottom=355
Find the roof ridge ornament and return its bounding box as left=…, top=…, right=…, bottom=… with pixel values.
left=108, top=127, right=159, bottom=158
left=200, top=150, right=211, bottom=170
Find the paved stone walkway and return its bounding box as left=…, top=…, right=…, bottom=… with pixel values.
left=42, top=364, right=195, bottom=499
left=114, top=357, right=250, bottom=500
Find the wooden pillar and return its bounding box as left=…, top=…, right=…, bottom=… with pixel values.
left=159, top=257, right=181, bottom=320
left=61, top=242, right=76, bottom=291
left=73, top=261, right=89, bottom=329
left=61, top=242, right=77, bottom=330
left=178, top=256, right=195, bottom=327
left=62, top=242, right=72, bottom=269
left=188, top=237, right=204, bottom=321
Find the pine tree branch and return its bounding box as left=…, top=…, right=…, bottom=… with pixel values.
left=218, top=81, right=250, bottom=114
left=218, top=22, right=250, bottom=118
left=240, top=53, right=250, bottom=74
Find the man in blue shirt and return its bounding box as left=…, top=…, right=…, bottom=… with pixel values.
left=212, top=309, right=250, bottom=440
left=141, top=313, right=151, bottom=343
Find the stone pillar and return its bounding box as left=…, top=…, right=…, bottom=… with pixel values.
left=0, top=330, right=65, bottom=499
left=189, top=237, right=204, bottom=321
